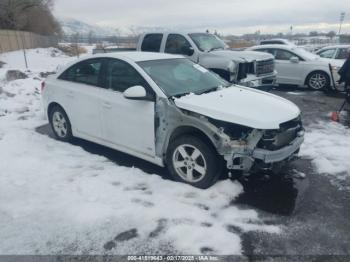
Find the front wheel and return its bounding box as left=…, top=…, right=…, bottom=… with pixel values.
left=306, top=71, right=330, bottom=90
left=166, top=135, right=223, bottom=189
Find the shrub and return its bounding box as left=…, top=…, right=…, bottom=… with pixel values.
left=57, top=44, right=87, bottom=57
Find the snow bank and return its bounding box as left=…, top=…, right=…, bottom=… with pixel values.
left=301, top=121, right=350, bottom=188
left=0, top=48, right=279, bottom=255
left=0, top=48, right=75, bottom=74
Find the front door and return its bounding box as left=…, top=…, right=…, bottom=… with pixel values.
left=273, top=49, right=304, bottom=85
left=100, top=58, right=156, bottom=157
left=164, top=34, right=197, bottom=62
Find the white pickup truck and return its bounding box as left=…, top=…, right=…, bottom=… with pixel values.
left=94, top=32, right=277, bottom=87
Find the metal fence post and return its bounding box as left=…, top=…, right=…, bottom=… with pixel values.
left=16, top=31, right=28, bottom=69
left=0, top=32, right=3, bottom=54
left=7, top=30, right=13, bottom=51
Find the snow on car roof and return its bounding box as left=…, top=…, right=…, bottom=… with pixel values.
left=317, top=45, right=350, bottom=50
left=93, top=51, right=184, bottom=62
left=248, top=44, right=320, bottom=60
left=54, top=52, right=185, bottom=76
left=251, top=44, right=294, bottom=49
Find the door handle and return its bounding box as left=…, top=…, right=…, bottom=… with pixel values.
left=102, top=102, right=112, bottom=109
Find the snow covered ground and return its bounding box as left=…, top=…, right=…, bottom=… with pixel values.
left=1, top=47, right=349, bottom=255
left=301, top=119, right=350, bottom=190
left=0, top=48, right=279, bottom=255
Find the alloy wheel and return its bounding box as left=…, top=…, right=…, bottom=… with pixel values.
left=309, top=73, right=327, bottom=90
left=172, top=144, right=207, bottom=183
left=52, top=111, right=68, bottom=138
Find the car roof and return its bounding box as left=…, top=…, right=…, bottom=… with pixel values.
left=92, top=51, right=184, bottom=62
left=250, top=44, right=295, bottom=50
left=317, top=45, right=350, bottom=50
left=141, top=31, right=214, bottom=36
left=260, top=38, right=288, bottom=42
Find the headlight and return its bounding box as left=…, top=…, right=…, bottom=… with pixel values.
left=208, top=118, right=253, bottom=140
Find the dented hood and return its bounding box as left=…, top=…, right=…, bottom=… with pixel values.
left=174, top=86, right=300, bottom=129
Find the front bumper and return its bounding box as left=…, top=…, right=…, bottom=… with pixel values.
left=252, top=134, right=304, bottom=163
left=239, top=71, right=277, bottom=87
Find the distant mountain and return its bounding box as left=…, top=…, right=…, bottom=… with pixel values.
left=58, top=17, right=117, bottom=36
left=58, top=17, right=172, bottom=37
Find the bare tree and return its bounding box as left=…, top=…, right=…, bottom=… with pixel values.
left=326, top=31, right=336, bottom=39
left=0, top=0, right=61, bottom=35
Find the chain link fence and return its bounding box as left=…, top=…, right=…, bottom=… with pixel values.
left=0, top=30, right=58, bottom=54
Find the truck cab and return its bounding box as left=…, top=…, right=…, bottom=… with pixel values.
left=137, top=32, right=277, bottom=87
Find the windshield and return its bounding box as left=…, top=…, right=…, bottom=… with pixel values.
left=138, top=58, right=230, bottom=97
left=189, top=33, right=227, bottom=52
left=293, top=47, right=319, bottom=60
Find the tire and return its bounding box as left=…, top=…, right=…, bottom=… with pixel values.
left=166, top=135, right=223, bottom=189
left=306, top=71, right=330, bottom=90
left=49, top=105, right=73, bottom=142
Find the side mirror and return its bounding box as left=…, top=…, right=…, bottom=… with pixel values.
left=290, top=56, right=299, bottom=63
left=123, top=85, right=147, bottom=100
left=182, top=46, right=194, bottom=56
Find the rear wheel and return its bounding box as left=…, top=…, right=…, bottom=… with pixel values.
left=306, top=71, right=330, bottom=90
left=166, top=135, right=222, bottom=189
left=49, top=105, right=72, bottom=142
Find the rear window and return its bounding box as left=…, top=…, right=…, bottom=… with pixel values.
left=58, top=59, right=102, bottom=87
left=141, top=34, right=163, bottom=52
left=261, top=40, right=284, bottom=45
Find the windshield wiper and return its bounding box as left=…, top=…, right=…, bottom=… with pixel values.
left=196, top=86, right=219, bottom=95
left=197, top=84, right=231, bottom=95
left=207, top=47, right=224, bottom=52
left=171, top=92, right=191, bottom=98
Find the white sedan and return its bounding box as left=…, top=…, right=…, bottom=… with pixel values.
left=248, top=44, right=343, bottom=90
left=42, top=52, right=303, bottom=188
left=316, top=45, right=350, bottom=61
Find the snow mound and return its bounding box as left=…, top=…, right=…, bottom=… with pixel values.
left=301, top=121, right=350, bottom=189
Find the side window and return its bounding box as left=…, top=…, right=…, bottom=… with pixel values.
left=255, top=48, right=275, bottom=56
left=318, top=49, right=336, bottom=58
left=336, top=48, right=350, bottom=59
left=59, top=59, right=102, bottom=86
left=266, top=41, right=280, bottom=45
left=265, top=49, right=276, bottom=56
left=105, top=59, right=149, bottom=93
left=141, top=34, right=163, bottom=52
left=275, top=49, right=295, bottom=60
left=165, top=34, right=192, bottom=55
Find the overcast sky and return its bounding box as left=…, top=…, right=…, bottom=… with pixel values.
left=53, top=0, right=349, bottom=35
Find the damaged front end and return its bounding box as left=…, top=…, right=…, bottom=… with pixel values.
left=155, top=97, right=304, bottom=175
left=213, top=116, right=305, bottom=173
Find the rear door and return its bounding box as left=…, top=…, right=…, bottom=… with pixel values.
left=57, top=58, right=104, bottom=139
left=99, top=58, right=156, bottom=157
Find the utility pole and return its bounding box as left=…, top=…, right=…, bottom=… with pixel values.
left=338, top=12, right=346, bottom=36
